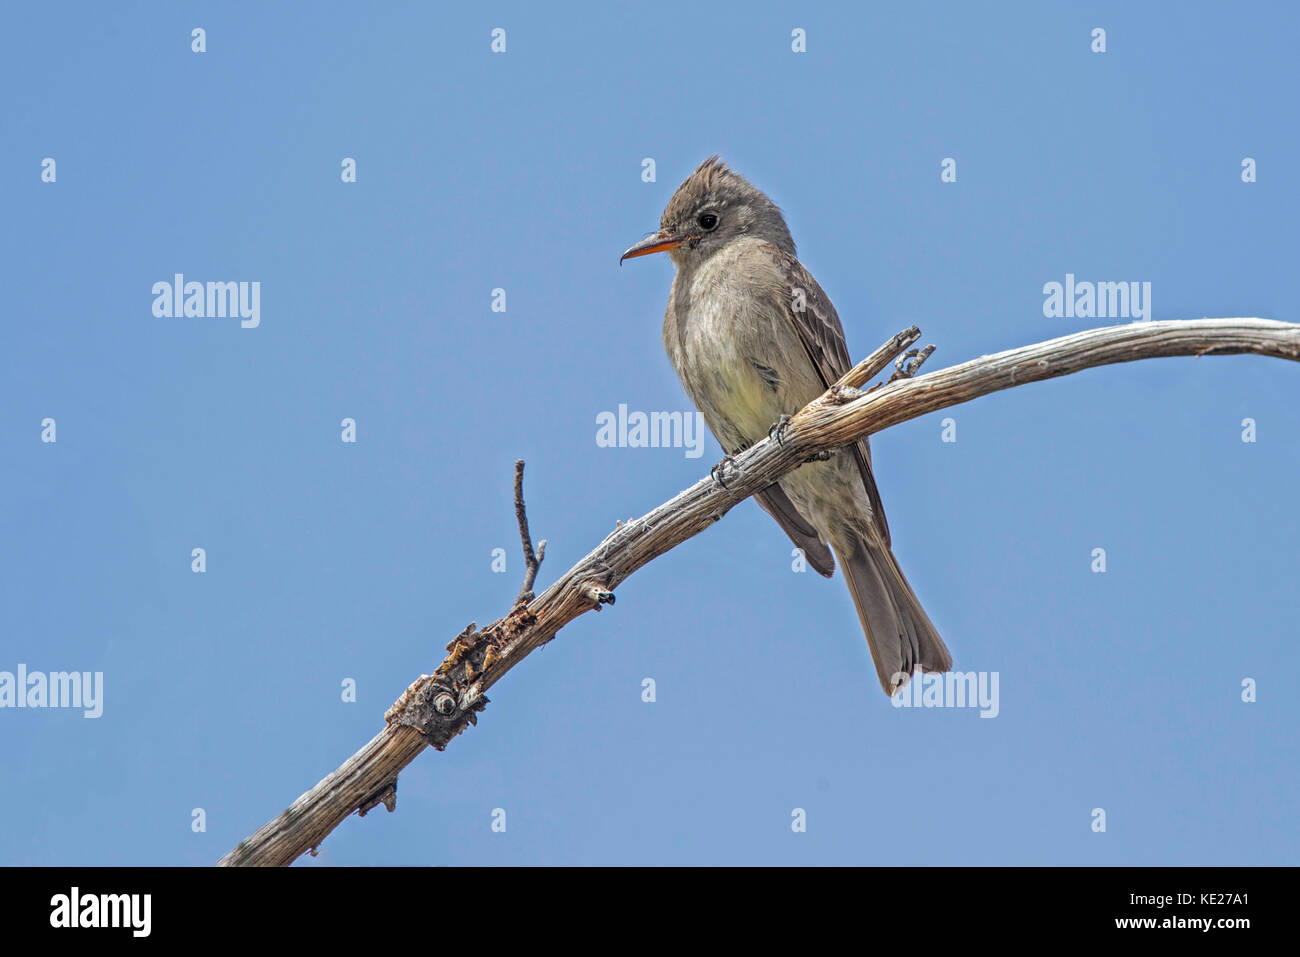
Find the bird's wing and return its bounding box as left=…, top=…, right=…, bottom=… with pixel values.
left=753, top=484, right=836, bottom=577
left=759, top=243, right=892, bottom=546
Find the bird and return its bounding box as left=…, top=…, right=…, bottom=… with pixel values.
left=621, top=156, right=951, bottom=696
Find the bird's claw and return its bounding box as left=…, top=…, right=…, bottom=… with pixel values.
left=768, top=414, right=792, bottom=447
left=710, top=455, right=739, bottom=488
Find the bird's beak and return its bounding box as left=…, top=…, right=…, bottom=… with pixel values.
left=620, top=231, right=685, bottom=264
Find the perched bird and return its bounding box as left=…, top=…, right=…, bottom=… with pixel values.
left=621, top=156, right=951, bottom=695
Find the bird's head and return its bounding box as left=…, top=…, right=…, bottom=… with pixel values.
left=621, top=156, right=796, bottom=268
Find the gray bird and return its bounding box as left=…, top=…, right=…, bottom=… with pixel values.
left=621, top=156, right=951, bottom=696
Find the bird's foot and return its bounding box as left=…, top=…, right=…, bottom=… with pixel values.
left=767, top=414, right=792, bottom=447
left=888, top=344, right=937, bottom=382
left=710, top=455, right=740, bottom=488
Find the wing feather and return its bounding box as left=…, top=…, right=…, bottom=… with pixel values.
left=757, top=244, right=892, bottom=546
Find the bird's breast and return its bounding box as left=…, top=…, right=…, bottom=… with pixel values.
left=663, top=252, right=803, bottom=449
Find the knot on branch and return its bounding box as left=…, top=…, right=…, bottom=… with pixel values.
left=386, top=604, right=541, bottom=749
left=386, top=673, right=490, bottom=752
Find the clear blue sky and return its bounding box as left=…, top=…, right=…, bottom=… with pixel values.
left=2, top=1, right=1296, bottom=866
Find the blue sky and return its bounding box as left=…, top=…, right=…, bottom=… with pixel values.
left=2, top=1, right=1296, bottom=865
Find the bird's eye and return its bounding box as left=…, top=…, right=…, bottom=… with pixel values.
left=697, top=212, right=719, bottom=231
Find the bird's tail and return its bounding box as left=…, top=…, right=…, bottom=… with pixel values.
left=834, top=534, right=951, bottom=696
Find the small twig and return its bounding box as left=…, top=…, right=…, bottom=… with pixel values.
left=891, top=348, right=919, bottom=378
left=889, top=343, right=937, bottom=382
left=512, top=460, right=546, bottom=610
left=834, top=326, right=921, bottom=390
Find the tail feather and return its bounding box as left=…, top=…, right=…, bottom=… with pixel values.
left=835, top=535, right=951, bottom=696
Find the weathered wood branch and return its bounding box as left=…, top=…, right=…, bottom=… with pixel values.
left=510, top=459, right=546, bottom=611
left=217, top=317, right=1298, bottom=866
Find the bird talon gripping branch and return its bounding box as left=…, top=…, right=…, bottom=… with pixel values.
left=768, top=414, right=791, bottom=447
left=709, top=455, right=739, bottom=488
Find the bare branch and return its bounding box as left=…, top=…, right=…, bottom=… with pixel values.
left=217, top=317, right=1299, bottom=866
left=511, top=460, right=546, bottom=611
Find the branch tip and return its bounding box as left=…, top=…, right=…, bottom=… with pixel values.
left=837, top=326, right=923, bottom=390
left=512, top=460, right=546, bottom=609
